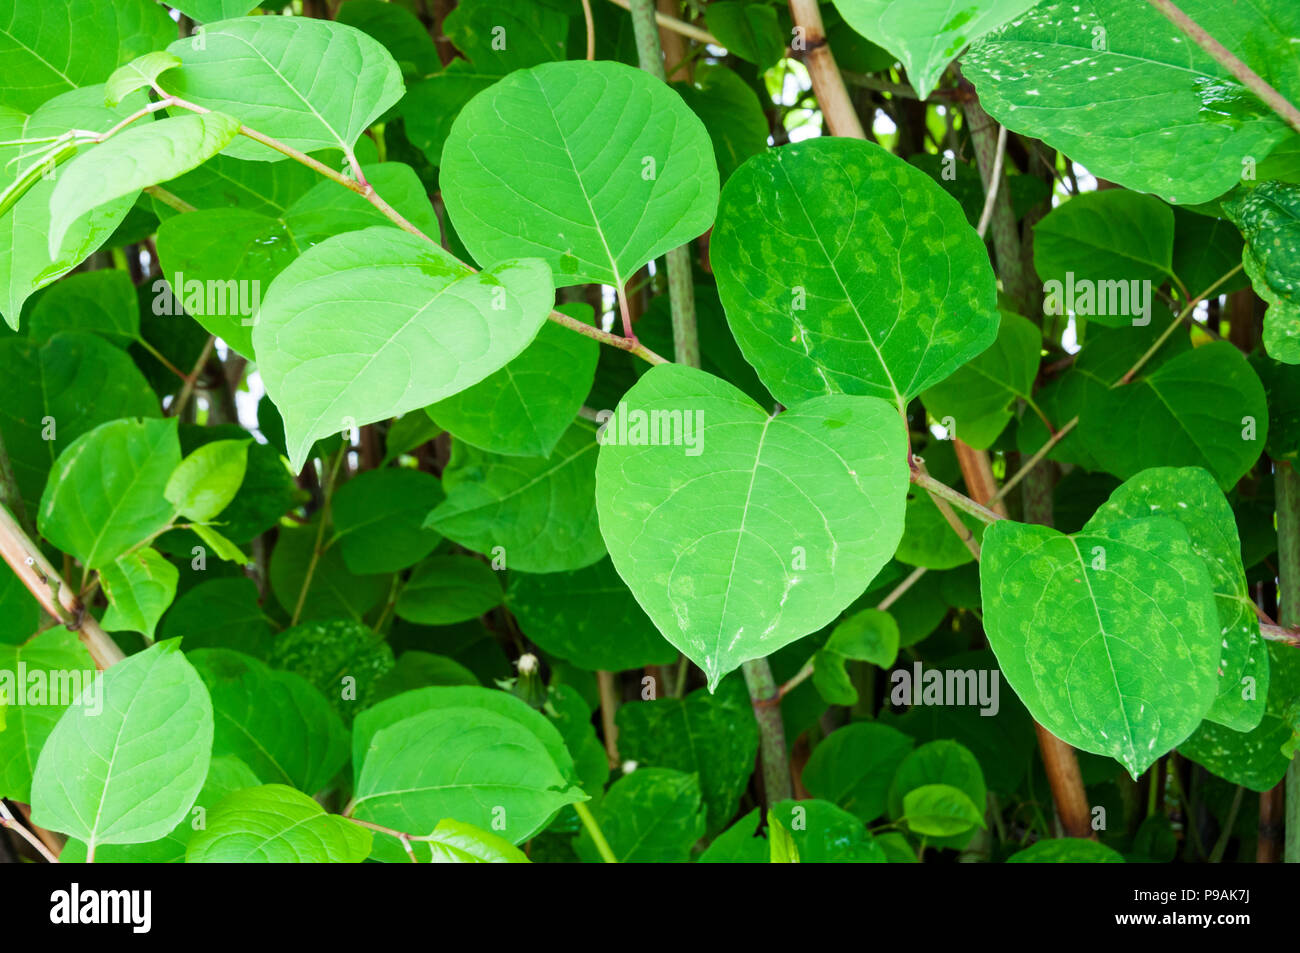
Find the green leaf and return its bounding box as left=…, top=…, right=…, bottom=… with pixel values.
left=441, top=60, right=718, bottom=287
left=768, top=810, right=800, bottom=863
left=59, top=754, right=261, bottom=863
left=1007, top=838, right=1126, bottom=863
left=595, top=364, right=908, bottom=689
left=254, top=226, right=554, bottom=471
left=769, top=798, right=886, bottom=862
left=428, top=318, right=599, bottom=458
left=886, top=738, right=986, bottom=848
left=1085, top=467, right=1266, bottom=732
left=191, top=522, right=249, bottom=566
left=901, top=783, right=986, bottom=837
left=707, top=2, right=785, bottom=70
left=507, top=557, right=677, bottom=671
left=352, top=702, right=583, bottom=852
left=99, top=547, right=178, bottom=639
left=352, top=686, right=576, bottom=787
left=395, top=554, right=503, bottom=625
left=1225, top=181, right=1300, bottom=363
left=38, top=417, right=180, bottom=570
left=0, top=567, right=40, bottom=645
left=616, top=678, right=759, bottom=833
left=0, top=87, right=146, bottom=328
left=712, top=137, right=999, bottom=412
left=543, top=683, right=607, bottom=799
left=374, top=651, right=480, bottom=700
left=980, top=515, right=1220, bottom=777
left=187, top=784, right=371, bottom=863
left=0, top=628, right=94, bottom=801
left=423, top=819, right=529, bottom=863
left=31, top=641, right=213, bottom=851
left=161, top=577, right=273, bottom=658
left=0, top=331, right=159, bottom=505
left=162, top=16, right=405, bottom=161
left=920, top=312, right=1041, bottom=449
left=1172, top=207, right=1247, bottom=301
left=335, top=0, right=442, bottom=79
left=104, top=51, right=181, bottom=107
left=962, top=0, right=1300, bottom=204
left=266, top=618, right=395, bottom=724
left=166, top=1, right=260, bottom=22
left=27, top=268, right=139, bottom=345
left=428, top=421, right=606, bottom=573
left=801, top=721, right=914, bottom=823
left=48, top=112, right=242, bottom=256
left=400, top=0, right=570, bottom=166
left=190, top=648, right=350, bottom=795
left=0, top=0, right=174, bottom=112
left=673, top=64, right=769, bottom=185
left=268, top=520, right=389, bottom=623
left=1181, top=644, right=1300, bottom=791
left=698, top=808, right=767, bottom=863
left=574, top=768, right=705, bottom=863
left=331, top=468, right=444, bottom=575
left=165, top=438, right=249, bottom=522
left=1078, top=341, right=1267, bottom=490
left=1033, top=190, right=1175, bottom=328
left=832, top=0, right=1038, bottom=99
left=813, top=608, right=901, bottom=706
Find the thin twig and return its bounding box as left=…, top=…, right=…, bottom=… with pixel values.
left=168, top=334, right=216, bottom=419
left=1145, top=0, right=1300, bottom=135
left=975, top=123, right=1007, bottom=239
left=580, top=0, right=595, bottom=60
left=0, top=800, right=59, bottom=863
left=605, top=0, right=717, bottom=45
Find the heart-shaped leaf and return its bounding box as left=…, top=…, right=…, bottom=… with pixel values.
left=253, top=226, right=554, bottom=471
left=441, top=60, right=718, bottom=287
left=595, top=364, right=908, bottom=688
left=712, top=137, right=998, bottom=413
left=980, top=515, right=1220, bottom=777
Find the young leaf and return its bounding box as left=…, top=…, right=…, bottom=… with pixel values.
left=962, top=0, right=1300, bottom=204
left=187, top=784, right=371, bottom=863
left=573, top=768, right=705, bottom=864
left=104, top=51, right=181, bottom=107
left=47, top=112, right=242, bottom=255
left=506, top=557, right=678, bottom=671
left=813, top=608, right=901, bottom=706
left=595, top=364, right=908, bottom=689
left=1084, top=467, right=1266, bottom=732
left=39, top=417, right=181, bottom=570
left=423, top=818, right=529, bottom=864
left=712, top=137, right=999, bottom=413
left=99, top=547, right=179, bottom=639
left=31, top=641, right=214, bottom=851
left=190, top=648, right=350, bottom=795
left=165, top=438, right=249, bottom=522
left=161, top=16, right=404, bottom=161
left=394, top=554, right=503, bottom=626
left=831, top=0, right=1038, bottom=99
left=253, top=226, right=554, bottom=471
left=427, top=421, right=606, bottom=573
left=980, top=516, right=1221, bottom=777
left=441, top=60, right=718, bottom=286
left=901, top=783, right=987, bottom=838
left=767, top=811, right=800, bottom=863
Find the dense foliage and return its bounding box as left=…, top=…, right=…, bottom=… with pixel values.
left=1, top=0, right=1299, bottom=865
